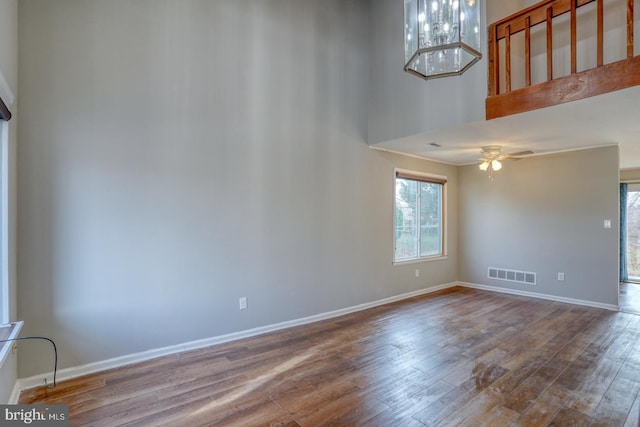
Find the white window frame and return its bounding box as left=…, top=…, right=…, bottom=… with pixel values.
left=0, top=120, right=8, bottom=324
left=393, top=168, right=447, bottom=265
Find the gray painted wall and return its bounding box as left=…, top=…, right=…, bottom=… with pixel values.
left=0, top=0, right=18, bottom=404
left=459, top=146, right=620, bottom=306
left=17, top=0, right=459, bottom=378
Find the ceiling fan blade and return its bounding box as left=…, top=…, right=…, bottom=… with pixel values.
left=505, top=150, right=534, bottom=158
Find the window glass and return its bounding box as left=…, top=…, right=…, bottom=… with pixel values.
left=626, top=184, right=640, bottom=281
left=394, top=172, right=445, bottom=262
left=420, top=182, right=442, bottom=257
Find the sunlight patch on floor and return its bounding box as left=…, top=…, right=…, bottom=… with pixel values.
left=190, top=350, right=318, bottom=416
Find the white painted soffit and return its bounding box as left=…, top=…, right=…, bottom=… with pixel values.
left=370, top=85, right=640, bottom=169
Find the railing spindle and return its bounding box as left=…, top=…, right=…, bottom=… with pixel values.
left=505, top=25, right=512, bottom=93
left=492, top=24, right=500, bottom=95
left=628, top=0, right=634, bottom=58
left=547, top=7, right=553, bottom=81
left=598, top=0, right=604, bottom=66
left=525, top=17, right=532, bottom=87
left=571, top=0, right=577, bottom=73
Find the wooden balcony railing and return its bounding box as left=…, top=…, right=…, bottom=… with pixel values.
left=486, top=0, right=640, bottom=120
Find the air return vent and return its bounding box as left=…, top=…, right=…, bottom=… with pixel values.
left=488, top=267, right=536, bottom=285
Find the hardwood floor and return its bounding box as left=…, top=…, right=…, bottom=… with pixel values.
left=19, top=287, right=640, bottom=426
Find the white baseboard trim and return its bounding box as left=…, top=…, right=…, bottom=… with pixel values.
left=14, top=282, right=458, bottom=395
left=8, top=382, right=20, bottom=404
left=457, top=281, right=620, bottom=312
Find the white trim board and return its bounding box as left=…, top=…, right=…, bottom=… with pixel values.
left=9, top=378, right=20, bottom=405
left=0, top=321, right=22, bottom=370
left=0, top=71, right=14, bottom=108
left=12, top=281, right=619, bottom=401
left=13, top=282, right=457, bottom=399
left=1, top=322, right=22, bottom=405
left=457, top=282, right=620, bottom=312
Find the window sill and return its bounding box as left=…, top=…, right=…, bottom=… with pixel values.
left=393, top=255, right=448, bottom=266
left=0, top=321, right=23, bottom=369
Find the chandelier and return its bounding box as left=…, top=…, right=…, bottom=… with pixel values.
left=404, top=0, right=482, bottom=80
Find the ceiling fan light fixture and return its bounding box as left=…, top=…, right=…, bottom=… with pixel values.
left=479, top=161, right=490, bottom=171
left=491, top=160, right=502, bottom=171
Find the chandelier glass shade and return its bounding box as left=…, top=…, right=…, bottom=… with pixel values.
left=404, top=0, right=482, bottom=80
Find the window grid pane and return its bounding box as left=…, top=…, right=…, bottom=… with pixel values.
left=626, top=188, right=640, bottom=280
left=420, top=182, right=442, bottom=257
left=395, top=179, right=419, bottom=260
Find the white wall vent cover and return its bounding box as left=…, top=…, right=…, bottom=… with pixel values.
left=488, top=267, right=536, bottom=285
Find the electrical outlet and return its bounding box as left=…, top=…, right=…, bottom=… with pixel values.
left=415, top=269, right=420, bottom=278
left=604, top=219, right=612, bottom=229
left=557, top=272, right=565, bottom=282
left=239, top=297, right=248, bottom=310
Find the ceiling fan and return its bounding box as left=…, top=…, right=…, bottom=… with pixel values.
left=478, top=145, right=533, bottom=173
